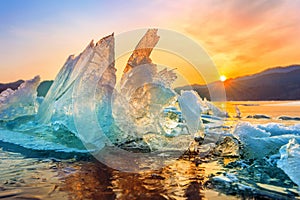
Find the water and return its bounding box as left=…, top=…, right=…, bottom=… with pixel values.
left=0, top=149, right=236, bottom=200
left=0, top=101, right=300, bottom=199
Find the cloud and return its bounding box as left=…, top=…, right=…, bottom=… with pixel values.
left=181, top=0, right=300, bottom=77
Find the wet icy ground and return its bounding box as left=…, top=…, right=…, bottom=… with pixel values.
left=0, top=101, right=300, bottom=199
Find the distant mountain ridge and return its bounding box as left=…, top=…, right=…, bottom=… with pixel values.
left=0, top=80, right=53, bottom=97
left=0, top=80, right=24, bottom=93
left=36, top=80, right=53, bottom=97
left=231, top=65, right=300, bottom=81
left=177, top=65, right=300, bottom=101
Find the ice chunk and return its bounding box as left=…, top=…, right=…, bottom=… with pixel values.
left=153, top=68, right=177, bottom=89
left=246, top=114, right=271, bottom=119
left=72, top=34, right=116, bottom=149
left=129, top=82, right=176, bottom=133
left=119, top=29, right=176, bottom=103
left=258, top=123, right=300, bottom=136
left=33, top=33, right=116, bottom=150
left=0, top=76, right=40, bottom=120
left=37, top=34, right=117, bottom=143
left=199, top=97, right=227, bottom=118
left=234, top=122, right=300, bottom=159
left=37, top=41, right=95, bottom=129
left=235, top=105, right=241, bottom=118
left=277, top=138, right=300, bottom=189
left=94, top=36, right=117, bottom=141
left=214, top=136, right=240, bottom=157
left=0, top=128, right=88, bottom=153
left=278, top=116, right=300, bottom=121
left=199, top=143, right=216, bottom=157
left=114, top=29, right=178, bottom=139
left=27, top=29, right=203, bottom=152
left=119, top=65, right=177, bottom=135
left=212, top=173, right=239, bottom=186
left=205, top=101, right=228, bottom=118
left=178, top=90, right=204, bottom=138
left=121, top=29, right=160, bottom=75
left=234, top=122, right=271, bottom=139
left=120, top=64, right=157, bottom=99
left=160, top=106, right=188, bottom=137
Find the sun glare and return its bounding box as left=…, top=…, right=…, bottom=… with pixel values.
left=220, top=75, right=227, bottom=82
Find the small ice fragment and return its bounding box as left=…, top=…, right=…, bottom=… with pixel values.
left=246, top=114, right=271, bottom=119
left=0, top=76, right=40, bottom=120
left=214, top=136, right=240, bottom=157
left=277, top=138, right=300, bottom=190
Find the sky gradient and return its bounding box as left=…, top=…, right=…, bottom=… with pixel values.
left=1, top=0, right=300, bottom=85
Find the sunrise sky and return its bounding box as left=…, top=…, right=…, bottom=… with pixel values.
left=1, top=0, right=300, bottom=85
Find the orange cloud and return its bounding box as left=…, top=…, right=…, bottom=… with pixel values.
left=181, top=0, right=300, bottom=79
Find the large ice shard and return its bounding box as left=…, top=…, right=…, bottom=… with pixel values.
left=114, top=29, right=178, bottom=139
left=37, top=41, right=95, bottom=132
left=37, top=34, right=117, bottom=141
left=0, top=76, right=40, bottom=120
left=36, top=34, right=116, bottom=149
left=277, top=138, right=300, bottom=190
left=73, top=34, right=116, bottom=149
left=121, top=29, right=160, bottom=75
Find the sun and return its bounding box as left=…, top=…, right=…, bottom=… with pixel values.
left=220, top=75, right=227, bottom=82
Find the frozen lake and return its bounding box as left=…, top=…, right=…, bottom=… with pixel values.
left=0, top=101, right=299, bottom=199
